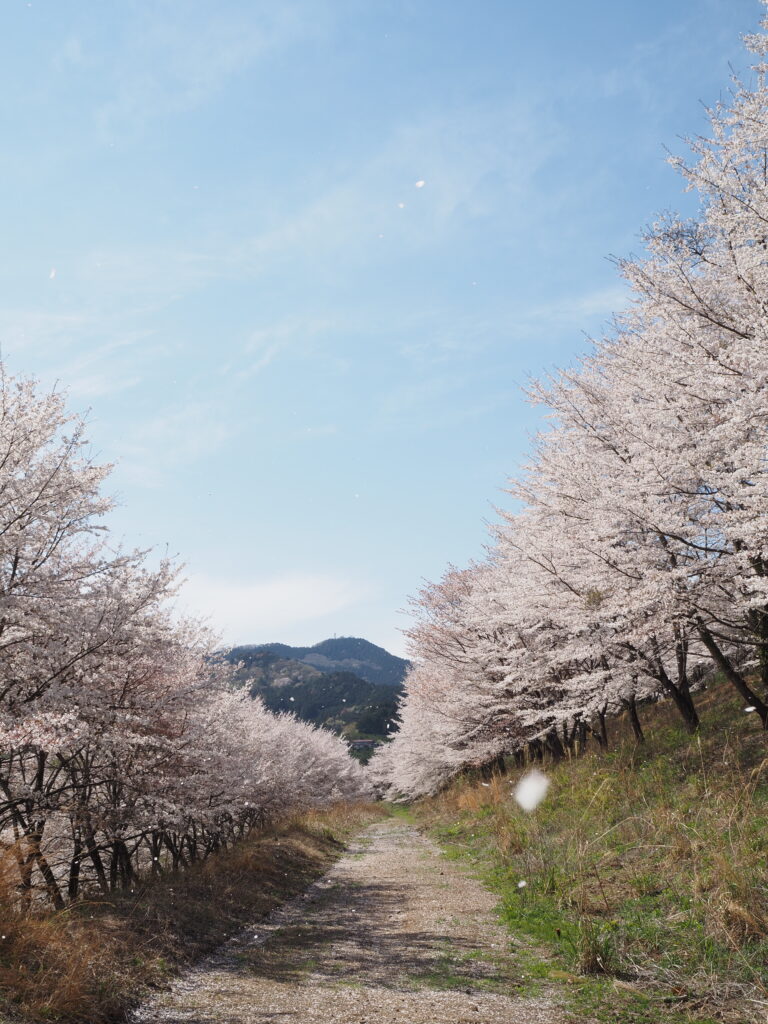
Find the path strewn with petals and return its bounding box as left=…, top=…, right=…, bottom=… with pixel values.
left=135, top=820, right=575, bottom=1024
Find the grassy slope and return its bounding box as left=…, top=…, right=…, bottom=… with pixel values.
left=0, top=803, right=385, bottom=1024
left=415, top=681, right=768, bottom=1024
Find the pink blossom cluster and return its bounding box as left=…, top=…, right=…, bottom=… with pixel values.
left=0, top=374, right=368, bottom=906
left=372, top=18, right=768, bottom=799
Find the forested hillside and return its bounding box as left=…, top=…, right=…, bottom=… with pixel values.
left=223, top=639, right=405, bottom=742
left=230, top=637, right=409, bottom=688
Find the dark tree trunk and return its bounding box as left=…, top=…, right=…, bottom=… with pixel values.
left=68, top=828, right=83, bottom=901
left=164, top=832, right=188, bottom=870
left=480, top=753, right=506, bottom=779
left=698, top=622, right=768, bottom=729
left=562, top=720, right=571, bottom=754
left=653, top=659, right=700, bottom=733
left=109, top=844, right=119, bottom=891
left=577, top=718, right=588, bottom=754
left=113, top=840, right=135, bottom=888
left=28, top=829, right=65, bottom=909
left=590, top=705, right=608, bottom=749
left=545, top=728, right=565, bottom=762
left=149, top=832, right=162, bottom=875
left=599, top=705, right=608, bottom=746
left=83, top=826, right=109, bottom=894
left=527, top=738, right=544, bottom=763
left=622, top=693, right=645, bottom=743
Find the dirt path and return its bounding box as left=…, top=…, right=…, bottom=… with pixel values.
left=134, top=819, right=573, bottom=1024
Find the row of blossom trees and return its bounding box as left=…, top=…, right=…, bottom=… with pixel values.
left=0, top=374, right=368, bottom=906
left=372, top=14, right=768, bottom=799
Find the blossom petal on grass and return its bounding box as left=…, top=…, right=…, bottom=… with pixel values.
left=514, top=769, right=550, bottom=811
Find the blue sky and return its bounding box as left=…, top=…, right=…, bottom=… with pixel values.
left=0, top=0, right=762, bottom=655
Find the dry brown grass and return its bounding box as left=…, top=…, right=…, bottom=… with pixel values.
left=298, top=799, right=387, bottom=837
left=0, top=801, right=384, bottom=1023
left=418, top=680, right=768, bottom=1023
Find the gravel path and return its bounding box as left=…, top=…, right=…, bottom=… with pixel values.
left=134, top=820, right=574, bottom=1024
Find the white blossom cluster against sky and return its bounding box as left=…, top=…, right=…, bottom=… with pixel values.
left=0, top=0, right=761, bottom=655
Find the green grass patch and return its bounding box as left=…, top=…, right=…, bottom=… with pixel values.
left=416, top=681, right=768, bottom=1024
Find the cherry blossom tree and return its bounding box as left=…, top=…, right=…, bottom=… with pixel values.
left=375, top=9, right=768, bottom=798
left=0, top=370, right=369, bottom=905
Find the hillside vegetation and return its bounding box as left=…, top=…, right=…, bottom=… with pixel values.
left=245, top=637, right=409, bottom=688
left=369, top=16, right=768, bottom=838
left=417, top=685, right=768, bottom=1024
left=224, top=638, right=406, bottom=743
left=0, top=803, right=384, bottom=1024
left=366, top=22, right=768, bottom=1020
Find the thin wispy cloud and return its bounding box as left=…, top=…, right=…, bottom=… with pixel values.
left=0, top=309, right=91, bottom=355
left=0, top=311, right=160, bottom=399
left=518, top=285, right=631, bottom=333
left=234, top=315, right=338, bottom=380
left=115, top=401, right=235, bottom=487
left=234, top=99, right=563, bottom=274
left=94, top=2, right=329, bottom=136
left=0, top=0, right=757, bottom=654
left=177, top=571, right=367, bottom=644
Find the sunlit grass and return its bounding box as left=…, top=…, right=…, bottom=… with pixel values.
left=417, top=681, right=768, bottom=1024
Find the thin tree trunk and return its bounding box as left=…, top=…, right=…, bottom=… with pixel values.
left=623, top=693, right=645, bottom=743
left=83, top=825, right=109, bottom=894
left=28, top=831, right=65, bottom=909
left=595, top=705, right=608, bottom=748
left=545, top=728, right=565, bottom=762
left=577, top=719, right=588, bottom=754
left=653, top=660, right=699, bottom=733
left=68, top=828, right=82, bottom=901
left=697, top=622, right=768, bottom=729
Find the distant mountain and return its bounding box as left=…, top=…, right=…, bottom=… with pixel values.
left=222, top=638, right=408, bottom=754
left=230, top=637, right=409, bottom=688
